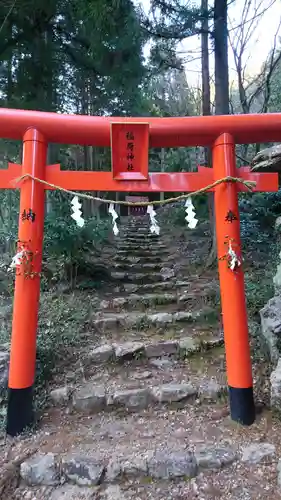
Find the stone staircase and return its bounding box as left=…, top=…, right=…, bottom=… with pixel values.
left=11, top=217, right=281, bottom=499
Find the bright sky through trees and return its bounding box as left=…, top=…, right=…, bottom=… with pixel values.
left=137, top=0, right=281, bottom=86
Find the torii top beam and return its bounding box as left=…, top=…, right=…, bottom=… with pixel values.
left=1, top=108, right=281, bottom=147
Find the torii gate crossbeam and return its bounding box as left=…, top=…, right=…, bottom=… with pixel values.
left=0, top=108, right=278, bottom=438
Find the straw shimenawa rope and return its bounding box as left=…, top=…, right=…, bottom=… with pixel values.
left=13, top=174, right=256, bottom=207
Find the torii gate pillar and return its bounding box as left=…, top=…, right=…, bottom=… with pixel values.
left=213, top=133, right=254, bottom=425
left=7, top=129, right=46, bottom=436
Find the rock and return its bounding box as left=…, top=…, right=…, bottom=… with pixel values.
left=93, top=315, right=121, bottom=330
left=61, top=455, right=104, bottom=486
left=132, top=370, right=152, bottom=380
left=89, top=345, right=114, bottom=364
left=150, top=383, right=197, bottom=403
left=178, top=293, right=192, bottom=302
left=277, top=457, right=281, bottom=487
left=174, top=311, right=196, bottom=321
left=205, top=336, right=224, bottom=349
left=260, top=296, right=281, bottom=362
left=50, top=484, right=97, bottom=499
left=105, top=459, right=122, bottom=482
left=115, top=341, right=145, bottom=360
left=149, top=312, right=174, bottom=324
left=270, top=358, right=281, bottom=409
left=127, top=256, right=141, bottom=263
left=50, top=386, right=73, bottom=406
left=73, top=384, right=106, bottom=413
left=100, top=300, right=110, bottom=309
left=241, top=443, right=276, bottom=464
left=0, top=350, right=9, bottom=390
left=20, top=453, right=59, bottom=486
left=160, top=267, right=175, bottom=280
left=121, top=456, right=148, bottom=476
left=251, top=144, right=281, bottom=172
left=145, top=341, right=178, bottom=358
left=108, top=388, right=150, bottom=410
left=113, top=297, right=128, bottom=307
left=147, top=450, right=197, bottom=479
left=111, top=272, right=126, bottom=280
left=149, top=358, right=175, bottom=369
left=195, top=446, right=237, bottom=470
left=198, top=379, right=225, bottom=401
left=273, top=253, right=281, bottom=293
left=123, top=284, right=138, bottom=293
left=178, top=337, right=199, bottom=354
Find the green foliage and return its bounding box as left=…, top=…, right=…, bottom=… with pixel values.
left=44, top=213, right=109, bottom=260
left=43, top=213, right=111, bottom=287
left=0, top=191, right=20, bottom=254
left=35, top=292, right=92, bottom=410
left=245, top=269, right=275, bottom=318
left=0, top=0, right=147, bottom=115
left=240, top=190, right=281, bottom=234
left=159, top=195, right=209, bottom=227
left=141, top=0, right=206, bottom=41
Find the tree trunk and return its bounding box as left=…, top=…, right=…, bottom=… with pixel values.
left=201, top=0, right=211, bottom=120
left=206, top=0, right=229, bottom=268
left=160, top=148, right=165, bottom=201
left=201, top=0, right=214, bottom=264
left=214, top=0, right=229, bottom=115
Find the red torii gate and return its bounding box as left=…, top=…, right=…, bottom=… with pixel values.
left=0, top=108, right=279, bottom=437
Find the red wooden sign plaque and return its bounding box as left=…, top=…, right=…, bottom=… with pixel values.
left=111, top=122, right=149, bottom=180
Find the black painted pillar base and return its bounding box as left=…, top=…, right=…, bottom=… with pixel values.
left=229, top=386, right=255, bottom=426
left=6, top=387, right=34, bottom=437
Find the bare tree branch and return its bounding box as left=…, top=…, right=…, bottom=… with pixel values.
left=228, top=0, right=281, bottom=114
left=0, top=0, right=17, bottom=35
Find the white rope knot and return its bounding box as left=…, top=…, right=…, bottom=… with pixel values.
left=228, top=240, right=241, bottom=271
left=147, top=205, right=160, bottom=235
left=185, top=197, right=198, bottom=229
left=71, top=196, right=85, bottom=227
left=109, top=203, right=119, bottom=235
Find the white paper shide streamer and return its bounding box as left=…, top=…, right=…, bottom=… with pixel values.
left=147, top=205, right=160, bottom=235
left=8, top=249, right=26, bottom=272
left=227, top=240, right=241, bottom=272
left=185, top=197, right=198, bottom=229
left=109, top=203, right=119, bottom=236
left=71, top=196, right=85, bottom=227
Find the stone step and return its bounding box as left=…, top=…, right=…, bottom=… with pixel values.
left=52, top=362, right=227, bottom=417
left=82, top=335, right=224, bottom=367
left=52, top=338, right=227, bottom=416
left=120, top=233, right=161, bottom=241
left=113, top=262, right=164, bottom=272
left=120, top=280, right=202, bottom=294
left=111, top=271, right=171, bottom=283
left=121, top=228, right=152, bottom=235
left=73, top=380, right=226, bottom=415
left=91, top=308, right=216, bottom=332
left=113, top=254, right=174, bottom=263
left=116, top=248, right=171, bottom=257
left=117, top=242, right=168, bottom=251
left=18, top=403, right=277, bottom=498
left=99, top=290, right=215, bottom=312
left=121, top=224, right=151, bottom=231
left=19, top=426, right=241, bottom=497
